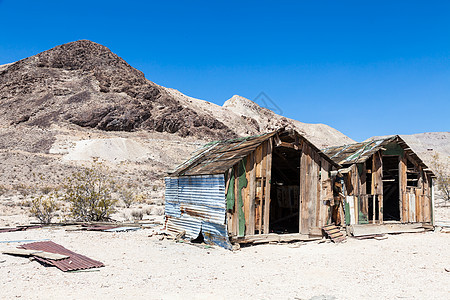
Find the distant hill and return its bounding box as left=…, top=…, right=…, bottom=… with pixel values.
left=0, top=40, right=353, bottom=148
left=0, top=40, right=354, bottom=192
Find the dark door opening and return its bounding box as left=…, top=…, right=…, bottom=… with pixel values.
left=382, top=156, right=400, bottom=221
left=269, top=146, right=300, bottom=233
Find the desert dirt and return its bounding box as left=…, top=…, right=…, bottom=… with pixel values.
left=0, top=225, right=449, bottom=300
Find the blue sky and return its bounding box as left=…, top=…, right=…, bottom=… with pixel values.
left=0, top=1, right=449, bottom=141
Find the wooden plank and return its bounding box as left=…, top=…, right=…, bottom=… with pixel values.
left=232, top=165, right=239, bottom=236
left=313, top=152, right=321, bottom=229
left=372, top=151, right=383, bottom=195
left=259, top=142, right=267, bottom=233
left=300, top=143, right=312, bottom=234
left=247, top=152, right=256, bottom=235
left=243, top=154, right=252, bottom=235
left=2, top=249, right=69, bottom=260
left=346, top=196, right=356, bottom=224
left=307, top=148, right=317, bottom=231
left=377, top=194, right=383, bottom=224
left=415, top=188, right=421, bottom=222
left=263, top=138, right=273, bottom=234
left=399, top=155, right=408, bottom=222
left=423, top=175, right=431, bottom=223
left=319, top=158, right=331, bottom=227
left=372, top=151, right=383, bottom=223
left=350, top=223, right=427, bottom=236
left=409, top=193, right=416, bottom=222
left=299, top=142, right=306, bottom=234
left=232, top=233, right=320, bottom=244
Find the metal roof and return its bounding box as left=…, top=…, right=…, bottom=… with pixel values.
left=20, top=241, right=104, bottom=272
left=322, top=135, right=434, bottom=175
left=170, top=128, right=339, bottom=176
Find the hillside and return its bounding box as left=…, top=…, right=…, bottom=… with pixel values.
left=0, top=40, right=354, bottom=199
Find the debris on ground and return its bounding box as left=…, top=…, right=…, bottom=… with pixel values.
left=103, top=227, right=141, bottom=232
left=322, top=224, right=346, bottom=243
left=0, top=225, right=43, bottom=233
left=18, top=241, right=104, bottom=272
left=2, top=248, right=69, bottom=260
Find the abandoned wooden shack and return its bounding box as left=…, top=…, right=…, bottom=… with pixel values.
left=164, top=128, right=340, bottom=249
left=322, top=135, right=435, bottom=234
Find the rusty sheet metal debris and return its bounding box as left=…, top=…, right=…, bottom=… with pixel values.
left=164, top=174, right=232, bottom=249
left=20, top=241, right=104, bottom=272
left=0, top=225, right=42, bottom=233
left=103, top=227, right=140, bottom=232
left=80, top=224, right=118, bottom=231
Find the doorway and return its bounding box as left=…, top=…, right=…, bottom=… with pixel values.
left=382, top=156, right=401, bottom=221
left=269, top=146, right=301, bottom=233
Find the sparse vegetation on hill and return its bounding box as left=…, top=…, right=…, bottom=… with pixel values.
left=431, top=153, right=450, bottom=204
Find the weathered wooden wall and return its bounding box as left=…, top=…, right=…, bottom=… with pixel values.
left=343, top=148, right=432, bottom=226
left=226, top=137, right=335, bottom=239
left=226, top=139, right=272, bottom=237
left=299, top=142, right=331, bottom=234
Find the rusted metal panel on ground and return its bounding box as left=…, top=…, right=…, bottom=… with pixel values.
left=20, top=241, right=104, bottom=272
left=0, top=225, right=42, bottom=233
left=164, top=174, right=231, bottom=249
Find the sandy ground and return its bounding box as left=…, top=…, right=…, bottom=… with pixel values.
left=0, top=226, right=449, bottom=300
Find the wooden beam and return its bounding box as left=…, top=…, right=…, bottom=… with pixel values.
left=247, top=152, right=256, bottom=235
left=349, top=223, right=431, bottom=237
left=263, top=138, right=273, bottom=234
left=277, top=141, right=299, bottom=150
left=231, top=233, right=320, bottom=244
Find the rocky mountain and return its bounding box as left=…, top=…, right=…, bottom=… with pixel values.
left=0, top=39, right=358, bottom=199
left=0, top=40, right=235, bottom=140
left=0, top=40, right=353, bottom=148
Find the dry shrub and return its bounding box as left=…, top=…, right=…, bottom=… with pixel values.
left=0, top=184, right=9, bottom=196
left=64, top=162, right=117, bottom=221
left=118, top=187, right=135, bottom=208
left=30, top=193, right=59, bottom=224
left=135, top=193, right=147, bottom=203
left=131, top=209, right=143, bottom=220
left=431, top=153, right=450, bottom=203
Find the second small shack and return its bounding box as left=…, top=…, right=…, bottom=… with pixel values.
left=164, top=128, right=340, bottom=249
left=322, top=135, right=435, bottom=230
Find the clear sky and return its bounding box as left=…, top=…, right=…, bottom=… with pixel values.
left=0, top=1, right=449, bottom=142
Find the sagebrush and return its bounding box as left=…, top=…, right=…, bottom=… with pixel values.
left=64, top=162, right=117, bottom=221
left=30, top=193, right=59, bottom=224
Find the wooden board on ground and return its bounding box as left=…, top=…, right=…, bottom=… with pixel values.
left=349, top=223, right=431, bottom=237
left=2, top=248, right=69, bottom=260
left=232, top=233, right=321, bottom=244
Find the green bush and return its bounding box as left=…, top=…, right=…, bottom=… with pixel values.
left=64, top=162, right=117, bottom=222
left=30, top=193, right=59, bottom=224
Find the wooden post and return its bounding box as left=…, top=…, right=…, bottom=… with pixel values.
left=299, top=142, right=306, bottom=234
left=319, top=158, right=331, bottom=227
left=399, top=155, right=407, bottom=222
left=263, top=138, right=273, bottom=234
left=247, top=152, right=256, bottom=235
left=372, top=151, right=383, bottom=223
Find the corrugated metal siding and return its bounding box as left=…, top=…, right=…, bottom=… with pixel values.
left=164, top=174, right=231, bottom=249
left=20, top=241, right=104, bottom=271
